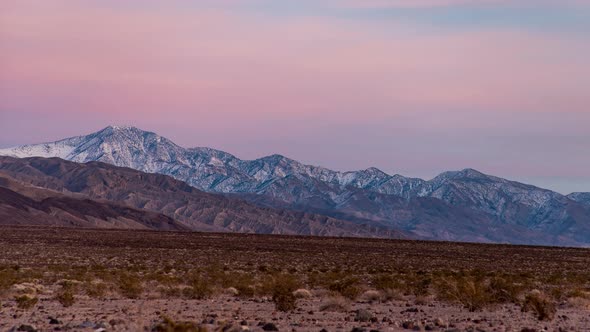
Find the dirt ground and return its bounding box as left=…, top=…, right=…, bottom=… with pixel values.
left=1, top=295, right=590, bottom=331
left=0, top=226, right=589, bottom=331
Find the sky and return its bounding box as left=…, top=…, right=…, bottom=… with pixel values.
left=1, top=0, right=589, bottom=194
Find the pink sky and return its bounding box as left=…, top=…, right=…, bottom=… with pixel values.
left=1, top=0, right=589, bottom=193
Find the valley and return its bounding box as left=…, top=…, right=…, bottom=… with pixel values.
left=0, top=226, right=589, bottom=331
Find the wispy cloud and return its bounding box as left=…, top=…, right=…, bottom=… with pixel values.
left=1, top=0, right=589, bottom=191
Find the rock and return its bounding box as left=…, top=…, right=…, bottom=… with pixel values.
left=49, top=318, right=61, bottom=325
left=16, top=325, right=37, bottom=332
left=355, top=309, right=373, bottom=323
left=221, top=325, right=242, bottom=332
left=402, top=321, right=414, bottom=329
left=262, top=323, right=279, bottom=331
left=78, top=321, right=95, bottom=329
left=434, top=318, right=446, bottom=327
left=94, top=322, right=108, bottom=329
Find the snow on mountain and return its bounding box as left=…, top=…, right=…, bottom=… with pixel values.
left=568, top=192, right=590, bottom=206
left=1, top=125, right=589, bottom=245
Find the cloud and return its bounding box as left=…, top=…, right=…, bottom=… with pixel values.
left=2, top=1, right=588, bottom=118
left=1, top=0, right=589, bottom=188
left=331, top=0, right=589, bottom=9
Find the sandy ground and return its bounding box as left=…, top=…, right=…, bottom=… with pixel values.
left=1, top=295, right=589, bottom=332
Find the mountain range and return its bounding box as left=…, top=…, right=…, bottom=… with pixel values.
left=1, top=126, right=589, bottom=246
left=0, top=156, right=403, bottom=238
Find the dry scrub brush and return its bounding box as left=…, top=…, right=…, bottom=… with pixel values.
left=270, top=274, right=300, bottom=312
left=55, top=280, right=77, bottom=307
left=522, top=290, right=557, bottom=321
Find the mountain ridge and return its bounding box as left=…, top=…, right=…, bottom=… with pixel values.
left=1, top=126, right=589, bottom=246
left=0, top=156, right=404, bottom=239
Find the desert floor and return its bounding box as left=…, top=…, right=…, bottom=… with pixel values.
left=0, top=226, right=589, bottom=331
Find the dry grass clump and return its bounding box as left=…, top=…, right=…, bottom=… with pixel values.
left=487, top=275, right=526, bottom=303
left=434, top=272, right=527, bottom=311
left=407, top=273, right=432, bottom=297
left=84, top=280, right=108, bottom=299
left=15, top=295, right=38, bottom=310
left=182, top=274, right=213, bottom=300
left=328, top=276, right=361, bottom=300
left=55, top=280, right=77, bottom=307
left=225, top=274, right=254, bottom=298
left=522, top=290, right=556, bottom=321
left=319, top=296, right=350, bottom=312
left=434, top=275, right=493, bottom=311
left=293, top=288, right=312, bottom=299
left=372, top=274, right=403, bottom=292
left=360, top=290, right=381, bottom=303
left=567, top=296, right=590, bottom=310
left=117, top=272, right=143, bottom=299
left=0, top=267, right=21, bottom=295
left=381, top=288, right=404, bottom=302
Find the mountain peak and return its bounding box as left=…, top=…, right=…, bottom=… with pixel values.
left=362, top=167, right=388, bottom=176
left=459, top=168, right=487, bottom=178
left=100, top=125, right=147, bottom=134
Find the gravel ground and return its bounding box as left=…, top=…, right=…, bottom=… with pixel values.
left=1, top=295, right=589, bottom=331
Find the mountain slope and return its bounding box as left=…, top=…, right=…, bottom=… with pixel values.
left=0, top=176, right=187, bottom=231
left=0, top=156, right=404, bottom=239
left=1, top=126, right=589, bottom=246
left=568, top=193, right=590, bottom=206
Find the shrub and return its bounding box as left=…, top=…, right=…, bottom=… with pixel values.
left=522, top=291, right=556, bottom=321
left=271, top=274, right=299, bottom=312
left=56, top=281, right=76, bottom=307
left=408, top=275, right=432, bottom=297
left=235, top=284, right=255, bottom=298
left=360, top=290, right=381, bottom=303
left=225, top=287, right=239, bottom=296
left=355, top=309, right=374, bottom=322
left=182, top=274, right=212, bottom=300
left=117, top=273, right=143, bottom=299
left=319, top=296, right=350, bottom=312
left=372, top=274, right=402, bottom=291
left=293, top=288, right=312, bottom=299
left=328, top=277, right=361, bottom=300
left=488, top=275, right=525, bottom=303
left=84, top=280, right=107, bottom=299
left=227, top=273, right=256, bottom=298
left=0, top=269, right=19, bottom=294
left=15, top=295, right=38, bottom=310
left=381, top=288, right=404, bottom=302
left=434, top=276, right=490, bottom=311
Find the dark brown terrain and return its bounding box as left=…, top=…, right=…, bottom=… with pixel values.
left=0, top=156, right=404, bottom=238
left=0, top=226, right=589, bottom=331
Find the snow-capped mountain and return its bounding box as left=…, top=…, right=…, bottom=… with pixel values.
left=568, top=192, right=590, bottom=206
left=0, top=126, right=425, bottom=196
left=1, top=126, right=589, bottom=246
